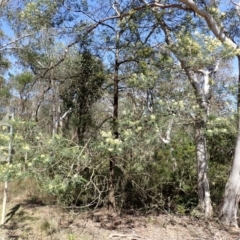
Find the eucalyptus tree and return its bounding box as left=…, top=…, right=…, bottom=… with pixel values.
left=124, top=0, right=239, bottom=220
left=129, top=1, right=240, bottom=216
left=156, top=21, right=216, bottom=218
left=174, top=0, right=240, bottom=227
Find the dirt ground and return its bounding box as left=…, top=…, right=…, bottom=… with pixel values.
left=0, top=182, right=240, bottom=240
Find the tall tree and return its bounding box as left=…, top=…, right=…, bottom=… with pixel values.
left=156, top=17, right=221, bottom=218
left=178, top=0, right=240, bottom=227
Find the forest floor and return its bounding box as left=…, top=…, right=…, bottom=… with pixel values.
left=0, top=181, right=240, bottom=240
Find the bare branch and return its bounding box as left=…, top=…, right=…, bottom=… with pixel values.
left=136, top=1, right=191, bottom=12
left=211, top=59, right=221, bottom=73
left=230, top=0, right=240, bottom=7
left=0, top=33, right=32, bottom=52
left=112, top=1, right=121, bottom=16
left=158, top=118, right=174, bottom=144
left=54, top=108, right=72, bottom=133
left=33, top=1, right=191, bottom=78
left=195, top=69, right=208, bottom=74
left=59, top=108, right=72, bottom=122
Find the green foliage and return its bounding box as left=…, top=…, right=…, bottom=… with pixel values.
left=0, top=57, right=10, bottom=73
left=59, top=50, right=106, bottom=144
left=172, top=29, right=228, bottom=69
left=127, top=72, right=158, bottom=89
left=0, top=115, right=198, bottom=212
left=0, top=121, right=83, bottom=203
left=0, top=87, right=10, bottom=99
left=207, top=116, right=236, bottom=164
left=14, top=72, right=34, bottom=91
left=0, top=0, right=238, bottom=218
left=92, top=109, right=198, bottom=212
left=207, top=115, right=236, bottom=206
left=18, top=0, right=60, bottom=30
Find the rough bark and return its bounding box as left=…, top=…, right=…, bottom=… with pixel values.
left=108, top=27, right=120, bottom=211
left=108, top=70, right=118, bottom=211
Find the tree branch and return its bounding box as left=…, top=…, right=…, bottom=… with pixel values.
left=179, top=0, right=238, bottom=49
left=33, top=2, right=191, bottom=78
left=158, top=118, right=174, bottom=144
left=230, top=0, right=240, bottom=7
left=0, top=33, right=32, bottom=52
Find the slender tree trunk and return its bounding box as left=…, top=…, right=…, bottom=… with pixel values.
left=108, top=69, right=118, bottom=211
left=109, top=155, right=116, bottom=211
left=51, top=78, right=61, bottom=136
left=183, top=67, right=213, bottom=217
left=108, top=29, right=120, bottom=211
left=31, top=81, right=50, bottom=122
left=195, top=119, right=212, bottom=217
left=1, top=110, right=14, bottom=225
left=108, top=64, right=119, bottom=211
left=219, top=55, right=240, bottom=227
left=77, top=118, right=87, bottom=145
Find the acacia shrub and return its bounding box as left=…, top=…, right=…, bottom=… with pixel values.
left=2, top=116, right=235, bottom=213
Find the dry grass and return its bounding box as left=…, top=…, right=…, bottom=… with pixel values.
left=0, top=180, right=239, bottom=240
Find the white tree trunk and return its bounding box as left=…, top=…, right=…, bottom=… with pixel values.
left=184, top=68, right=213, bottom=217
left=51, top=77, right=61, bottom=136
left=219, top=56, right=240, bottom=227
left=219, top=134, right=240, bottom=227
left=1, top=111, right=14, bottom=225
left=195, top=120, right=212, bottom=217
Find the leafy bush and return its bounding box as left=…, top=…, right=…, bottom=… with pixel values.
left=0, top=115, right=235, bottom=213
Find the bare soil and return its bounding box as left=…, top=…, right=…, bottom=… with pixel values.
left=0, top=181, right=240, bottom=240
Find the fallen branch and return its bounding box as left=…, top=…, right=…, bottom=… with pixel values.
left=108, top=233, right=148, bottom=239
